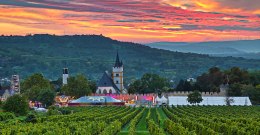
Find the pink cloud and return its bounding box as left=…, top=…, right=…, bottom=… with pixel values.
left=0, top=0, right=259, bottom=42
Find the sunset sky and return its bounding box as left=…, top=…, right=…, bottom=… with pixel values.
left=0, top=0, right=260, bottom=43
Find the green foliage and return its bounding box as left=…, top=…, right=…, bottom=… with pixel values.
left=162, top=106, right=259, bottom=135
left=196, top=67, right=224, bottom=92
left=145, top=108, right=165, bottom=135
left=128, top=80, right=143, bottom=94
left=0, top=112, right=15, bottom=121
left=128, top=108, right=145, bottom=135
left=21, top=73, right=54, bottom=101
left=25, top=113, right=38, bottom=123
left=61, top=74, right=92, bottom=98
left=1, top=35, right=260, bottom=85
left=228, top=83, right=243, bottom=96
left=225, top=67, right=250, bottom=84
left=241, top=85, right=260, bottom=105
left=174, top=66, right=260, bottom=104
left=187, top=90, right=203, bottom=105
left=37, top=89, right=56, bottom=107
left=128, top=73, right=170, bottom=94
left=147, top=119, right=165, bottom=135
left=176, top=80, right=192, bottom=91
left=0, top=106, right=259, bottom=134
left=100, top=120, right=122, bottom=135
left=21, top=73, right=53, bottom=93
left=3, top=94, right=29, bottom=116
left=249, top=71, right=260, bottom=86
left=89, top=81, right=97, bottom=93
left=164, top=119, right=194, bottom=135
left=47, top=106, right=61, bottom=116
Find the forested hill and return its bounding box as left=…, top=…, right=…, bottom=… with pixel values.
left=0, top=34, right=260, bottom=83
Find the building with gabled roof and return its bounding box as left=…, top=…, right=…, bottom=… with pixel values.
left=96, top=51, right=127, bottom=94
left=97, top=71, right=120, bottom=94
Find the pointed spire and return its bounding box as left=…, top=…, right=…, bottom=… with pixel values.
left=120, top=60, right=123, bottom=66
left=114, top=50, right=122, bottom=67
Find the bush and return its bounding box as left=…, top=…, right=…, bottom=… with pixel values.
left=25, top=113, right=38, bottom=123
left=47, top=109, right=61, bottom=116
left=3, top=95, right=29, bottom=116
left=0, top=112, right=15, bottom=121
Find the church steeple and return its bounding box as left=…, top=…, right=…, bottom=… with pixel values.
left=114, top=51, right=122, bottom=67
left=112, top=51, right=126, bottom=93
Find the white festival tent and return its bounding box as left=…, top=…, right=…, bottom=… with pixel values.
left=168, top=96, right=252, bottom=106
left=155, top=95, right=168, bottom=105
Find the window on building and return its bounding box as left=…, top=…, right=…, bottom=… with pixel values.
left=109, top=89, right=112, bottom=94
left=116, top=74, right=119, bottom=77
left=98, top=89, right=101, bottom=94
left=103, top=89, right=107, bottom=94
left=116, top=81, right=119, bottom=84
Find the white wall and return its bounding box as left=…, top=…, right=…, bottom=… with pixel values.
left=168, top=96, right=252, bottom=106
left=96, top=87, right=117, bottom=94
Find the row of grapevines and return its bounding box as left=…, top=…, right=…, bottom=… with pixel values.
left=146, top=108, right=165, bottom=135
left=100, top=107, right=141, bottom=135
left=163, top=106, right=219, bottom=135
left=164, top=119, right=195, bottom=135
left=128, top=108, right=145, bottom=135
left=0, top=106, right=132, bottom=135
left=174, top=106, right=260, bottom=135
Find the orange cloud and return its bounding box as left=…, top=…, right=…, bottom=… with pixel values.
left=165, top=0, right=260, bottom=15
left=0, top=1, right=259, bottom=43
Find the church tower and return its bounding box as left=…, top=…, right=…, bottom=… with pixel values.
left=62, top=68, right=69, bottom=85
left=112, top=51, right=125, bottom=93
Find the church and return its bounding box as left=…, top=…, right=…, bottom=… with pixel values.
left=96, top=52, right=127, bottom=94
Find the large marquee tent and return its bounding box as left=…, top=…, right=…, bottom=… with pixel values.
left=68, top=96, right=125, bottom=106
left=168, top=96, right=252, bottom=106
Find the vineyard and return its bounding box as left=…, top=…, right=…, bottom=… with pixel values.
left=0, top=106, right=259, bottom=135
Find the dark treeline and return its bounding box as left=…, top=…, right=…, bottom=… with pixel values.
left=175, top=67, right=260, bottom=104
left=1, top=34, right=260, bottom=84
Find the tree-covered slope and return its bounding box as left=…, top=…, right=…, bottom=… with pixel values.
left=0, top=34, right=259, bottom=84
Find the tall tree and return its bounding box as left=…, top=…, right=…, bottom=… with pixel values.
left=21, top=73, right=52, bottom=93
left=183, top=81, right=192, bottom=92
left=225, top=67, right=250, bottom=84
left=128, top=80, right=143, bottom=94
left=196, top=67, right=224, bottom=92
left=21, top=73, right=54, bottom=101
left=89, top=81, right=97, bottom=93
left=61, top=74, right=92, bottom=98
left=249, top=71, right=260, bottom=86
left=127, top=73, right=170, bottom=94
left=3, top=94, right=29, bottom=116
left=187, top=90, right=203, bottom=105
left=228, top=83, right=242, bottom=96
left=37, top=89, right=56, bottom=107
left=241, top=84, right=260, bottom=105
left=176, top=80, right=185, bottom=91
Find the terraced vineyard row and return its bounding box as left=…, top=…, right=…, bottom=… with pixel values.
left=0, top=106, right=259, bottom=135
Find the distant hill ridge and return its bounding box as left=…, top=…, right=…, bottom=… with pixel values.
left=0, top=34, right=260, bottom=83
left=146, top=39, right=260, bottom=59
